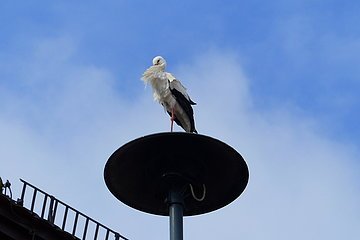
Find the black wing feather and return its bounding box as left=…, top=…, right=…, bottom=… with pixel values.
left=169, top=86, right=197, bottom=133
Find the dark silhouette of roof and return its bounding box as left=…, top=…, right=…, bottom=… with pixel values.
left=0, top=179, right=128, bottom=240
left=0, top=193, right=78, bottom=240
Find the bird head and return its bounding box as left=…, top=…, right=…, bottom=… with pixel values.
left=141, top=56, right=167, bottom=83
left=152, top=56, right=167, bottom=68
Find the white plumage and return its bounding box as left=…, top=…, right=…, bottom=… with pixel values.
left=141, top=56, right=197, bottom=133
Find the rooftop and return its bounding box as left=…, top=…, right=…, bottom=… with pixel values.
left=0, top=178, right=128, bottom=240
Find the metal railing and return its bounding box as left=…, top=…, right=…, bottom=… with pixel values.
left=0, top=177, right=12, bottom=199
left=18, top=179, right=128, bottom=240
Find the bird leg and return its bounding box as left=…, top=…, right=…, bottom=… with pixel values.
left=170, top=108, right=175, bottom=132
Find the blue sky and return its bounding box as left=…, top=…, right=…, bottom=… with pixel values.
left=1, top=1, right=359, bottom=240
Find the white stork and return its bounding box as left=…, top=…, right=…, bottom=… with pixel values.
left=141, top=56, right=197, bottom=133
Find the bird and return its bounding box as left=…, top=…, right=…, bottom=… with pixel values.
left=141, top=56, right=197, bottom=133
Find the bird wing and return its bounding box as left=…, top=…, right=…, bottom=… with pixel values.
left=166, top=73, right=196, bottom=105
left=167, top=74, right=197, bottom=133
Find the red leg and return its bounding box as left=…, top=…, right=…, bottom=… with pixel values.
left=170, top=108, right=174, bottom=132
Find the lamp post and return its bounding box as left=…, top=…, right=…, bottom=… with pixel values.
left=104, top=133, right=249, bottom=240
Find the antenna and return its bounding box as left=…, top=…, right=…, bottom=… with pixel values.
left=104, top=132, right=249, bottom=240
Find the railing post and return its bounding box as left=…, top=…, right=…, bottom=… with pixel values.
left=30, top=189, right=37, bottom=212
left=19, top=180, right=26, bottom=203
left=115, top=233, right=120, bottom=240
left=94, top=224, right=99, bottom=240
left=82, top=218, right=89, bottom=240
left=105, top=229, right=110, bottom=240
left=62, top=206, right=69, bottom=230
left=48, top=196, right=55, bottom=223
left=72, top=212, right=79, bottom=236
left=52, top=199, right=58, bottom=223
left=41, top=195, right=48, bottom=218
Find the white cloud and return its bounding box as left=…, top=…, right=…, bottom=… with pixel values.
left=0, top=41, right=359, bottom=240
left=175, top=50, right=360, bottom=240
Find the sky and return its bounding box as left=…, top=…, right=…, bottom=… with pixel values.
left=0, top=1, right=359, bottom=239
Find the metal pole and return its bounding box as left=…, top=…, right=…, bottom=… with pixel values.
left=168, top=188, right=184, bottom=240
